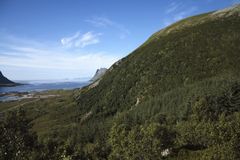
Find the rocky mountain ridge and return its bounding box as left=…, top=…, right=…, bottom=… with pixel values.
left=90, top=68, right=107, bottom=82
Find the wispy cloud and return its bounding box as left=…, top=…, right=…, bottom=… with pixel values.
left=85, top=17, right=113, bottom=27
left=61, top=31, right=102, bottom=48
left=0, top=34, right=120, bottom=78
left=232, top=0, right=240, bottom=4
left=163, top=3, right=198, bottom=27
left=166, top=2, right=183, bottom=14
left=173, top=7, right=198, bottom=21
left=86, top=16, right=130, bottom=39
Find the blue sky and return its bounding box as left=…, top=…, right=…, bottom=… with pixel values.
left=0, top=0, right=239, bottom=80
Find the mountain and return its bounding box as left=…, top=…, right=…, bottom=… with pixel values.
left=74, top=5, right=240, bottom=159
left=77, top=4, right=240, bottom=116
left=90, top=68, right=107, bottom=82
left=0, top=71, right=18, bottom=87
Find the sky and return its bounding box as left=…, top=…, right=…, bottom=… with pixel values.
left=0, top=0, right=239, bottom=80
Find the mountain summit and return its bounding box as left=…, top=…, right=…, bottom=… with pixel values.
left=90, top=68, right=107, bottom=82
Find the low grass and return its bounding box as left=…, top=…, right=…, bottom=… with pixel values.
left=0, top=89, right=78, bottom=138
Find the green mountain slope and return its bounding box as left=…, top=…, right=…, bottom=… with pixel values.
left=73, top=5, right=240, bottom=159
left=77, top=5, right=240, bottom=117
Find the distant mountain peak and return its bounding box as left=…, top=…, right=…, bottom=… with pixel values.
left=90, top=68, right=107, bottom=82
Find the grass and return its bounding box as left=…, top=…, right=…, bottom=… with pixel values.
left=0, top=89, right=78, bottom=138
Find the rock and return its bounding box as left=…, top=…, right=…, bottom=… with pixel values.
left=90, top=68, right=107, bottom=82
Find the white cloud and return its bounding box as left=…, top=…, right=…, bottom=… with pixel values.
left=0, top=34, right=120, bottom=79
left=232, top=0, right=240, bottom=4
left=173, top=7, right=198, bottom=21
left=0, top=51, right=118, bottom=70
left=61, top=32, right=80, bottom=47
left=86, top=17, right=130, bottom=39
left=163, top=5, right=198, bottom=27
left=61, top=31, right=102, bottom=48
left=166, top=2, right=183, bottom=14
left=85, top=17, right=113, bottom=27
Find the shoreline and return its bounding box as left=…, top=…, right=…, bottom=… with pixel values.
left=0, top=81, right=90, bottom=102
left=0, top=91, right=60, bottom=102
left=0, top=83, right=24, bottom=87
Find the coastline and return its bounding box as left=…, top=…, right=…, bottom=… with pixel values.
left=0, top=81, right=90, bottom=102
left=0, top=90, right=61, bottom=102
left=0, top=83, right=24, bottom=87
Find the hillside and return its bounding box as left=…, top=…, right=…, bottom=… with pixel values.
left=77, top=5, right=240, bottom=117
left=0, top=71, right=18, bottom=87
left=74, top=5, right=240, bottom=159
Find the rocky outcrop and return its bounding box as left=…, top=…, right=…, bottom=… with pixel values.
left=90, top=68, right=107, bottom=82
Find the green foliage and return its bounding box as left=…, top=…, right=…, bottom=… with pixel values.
left=0, top=109, right=39, bottom=159
left=109, top=122, right=176, bottom=160
left=76, top=10, right=240, bottom=119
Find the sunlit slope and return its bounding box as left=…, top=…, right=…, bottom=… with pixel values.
left=76, top=5, right=240, bottom=118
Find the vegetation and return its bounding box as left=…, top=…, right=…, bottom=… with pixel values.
left=1, top=6, right=240, bottom=159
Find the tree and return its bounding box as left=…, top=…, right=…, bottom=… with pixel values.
left=109, top=122, right=176, bottom=160
left=0, top=109, right=39, bottom=160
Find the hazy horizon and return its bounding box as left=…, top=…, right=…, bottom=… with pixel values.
left=13, top=77, right=91, bottom=82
